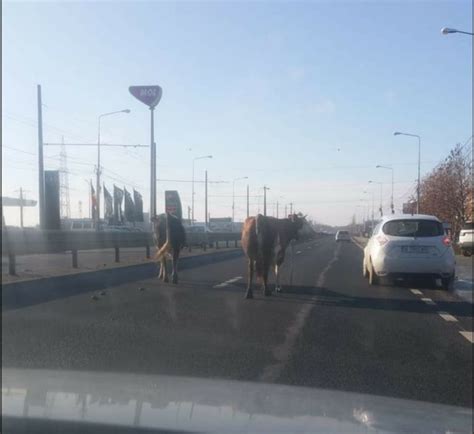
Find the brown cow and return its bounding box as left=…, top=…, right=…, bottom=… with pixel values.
left=241, top=213, right=305, bottom=299
left=152, top=212, right=186, bottom=284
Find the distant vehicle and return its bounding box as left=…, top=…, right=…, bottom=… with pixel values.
left=363, top=214, right=455, bottom=290
left=458, top=221, right=473, bottom=256
left=335, top=230, right=350, bottom=242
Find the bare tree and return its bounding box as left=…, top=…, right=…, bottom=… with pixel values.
left=419, top=143, right=472, bottom=236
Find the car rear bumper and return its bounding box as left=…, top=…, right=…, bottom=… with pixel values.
left=372, top=255, right=455, bottom=277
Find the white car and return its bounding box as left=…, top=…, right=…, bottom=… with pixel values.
left=363, top=214, right=455, bottom=290
left=335, top=230, right=351, bottom=241
left=458, top=221, right=473, bottom=256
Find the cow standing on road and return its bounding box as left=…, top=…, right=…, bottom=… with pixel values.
left=241, top=213, right=305, bottom=299
left=152, top=213, right=186, bottom=284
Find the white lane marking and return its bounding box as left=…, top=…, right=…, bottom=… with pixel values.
left=410, top=289, right=423, bottom=295
left=260, top=244, right=341, bottom=383
left=296, top=251, right=302, bottom=255
left=213, top=276, right=242, bottom=288
left=437, top=312, right=458, bottom=322
left=459, top=331, right=474, bottom=343
left=421, top=297, right=436, bottom=305
left=351, top=238, right=365, bottom=251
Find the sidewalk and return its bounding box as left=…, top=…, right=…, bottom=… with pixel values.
left=352, top=236, right=473, bottom=303
left=1, top=245, right=239, bottom=284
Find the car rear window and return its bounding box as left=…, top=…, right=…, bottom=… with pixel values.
left=382, top=220, right=444, bottom=237
left=462, top=222, right=473, bottom=230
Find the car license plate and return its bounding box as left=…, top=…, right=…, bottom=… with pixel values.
left=401, top=246, right=429, bottom=254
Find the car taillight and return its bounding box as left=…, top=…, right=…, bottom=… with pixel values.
left=376, top=235, right=388, bottom=246
left=442, top=236, right=451, bottom=247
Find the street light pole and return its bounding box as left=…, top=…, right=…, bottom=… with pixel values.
left=97, top=109, right=130, bottom=230
left=376, top=165, right=394, bottom=214
left=394, top=132, right=421, bottom=213
left=192, top=155, right=212, bottom=225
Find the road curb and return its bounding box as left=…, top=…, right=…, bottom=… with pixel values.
left=1, top=249, right=243, bottom=311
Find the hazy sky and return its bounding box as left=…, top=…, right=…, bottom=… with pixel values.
left=2, top=0, right=472, bottom=226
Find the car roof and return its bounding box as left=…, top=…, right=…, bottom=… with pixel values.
left=380, top=214, right=442, bottom=223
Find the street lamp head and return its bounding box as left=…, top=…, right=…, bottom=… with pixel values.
left=393, top=132, right=401, bottom=136
left=376, top=165, right=381, bottom=168
left=122, top=109, right=131, bottom=114
left=441, top=27, right=457, bottom=35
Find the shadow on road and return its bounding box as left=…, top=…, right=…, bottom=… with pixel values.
left=230, top=283, right=473, bottom=318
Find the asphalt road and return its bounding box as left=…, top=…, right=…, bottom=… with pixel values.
left=2, top=236, right=473, bottom=408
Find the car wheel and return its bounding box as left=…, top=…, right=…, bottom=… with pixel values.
left=368, top=260, right=379, bottom=286
left=441, top=274, right=454, bottom=291
left=462, top=249, right=472, bottom=257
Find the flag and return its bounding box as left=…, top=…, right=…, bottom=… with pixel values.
left=103, top=184, right=114, bottom=223
left=133, top=189, right=144, bottom=222
left=91, top=183, right=97, bottom=221
left=113, top=185, right=124, bottom=223
left=124, top=188, right=135, bottom=222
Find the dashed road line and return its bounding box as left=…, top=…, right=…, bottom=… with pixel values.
left=421, top=297, right=436, bottom=305
left=260, top=243, right=341, bottom=383
left=213, top=276, right=242, bottom=288
left=437, top=312, right=458, bottom=322
left=459, top=331, right=474, bottom=343
left=296, top=251, right=302, bottom=255
left=410, top=289, right=423, bottom=295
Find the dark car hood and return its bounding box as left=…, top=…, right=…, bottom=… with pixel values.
left=2, top=368, right=472, bottom=433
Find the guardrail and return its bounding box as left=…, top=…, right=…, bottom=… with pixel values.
left=1, top=229, right=242, bottom=276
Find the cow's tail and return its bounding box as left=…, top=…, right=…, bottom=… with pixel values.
left=156, top=213, right=172, bottom=260
left=255, top=214, right=266, bottom=281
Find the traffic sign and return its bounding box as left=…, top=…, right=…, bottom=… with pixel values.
left=129, top=85, right=162, bottom=109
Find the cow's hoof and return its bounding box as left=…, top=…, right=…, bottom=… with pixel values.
left=245, top=291, right=253, bottom=299
left=172, top=275, right=178, bottom=284
left=164, top=277, right=169, bottom=283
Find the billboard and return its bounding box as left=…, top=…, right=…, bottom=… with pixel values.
left=44, top=170, right=61, bottom=230
left=165, top=191, right=183, bottom=220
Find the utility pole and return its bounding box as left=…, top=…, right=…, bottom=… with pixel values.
left=284, top=204, right=288, bottom=217
left=187, top=206, right=191, bottom=225
left=289, top=202, right=293, bottom=215
left=78, top=201, right=83, bottom=219
left=204, top=170, right=208, bottom=229
left=246, top=185, right=250, bottom=218
left=263, top=186, right=270, bottom=216
left=37, top=85, right=45, bottom=229
left=276, top=201, right=279, bottom=219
